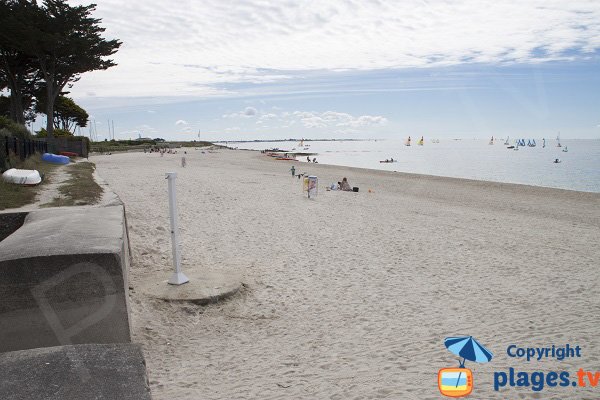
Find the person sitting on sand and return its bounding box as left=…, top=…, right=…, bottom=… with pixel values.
left=340, top=177, right=352, bottom=191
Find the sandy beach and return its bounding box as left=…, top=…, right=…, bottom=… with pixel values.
left=93, top=149, right=600, bottom=399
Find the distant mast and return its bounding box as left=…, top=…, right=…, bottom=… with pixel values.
left=556, top=132, right=561, bottom=147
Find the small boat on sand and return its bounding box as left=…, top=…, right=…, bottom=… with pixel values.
left=379, top=159, right=397, bottom=163
left=2, top=168, right=42, bottom=185
left=42, top=153, right=70, bottom=165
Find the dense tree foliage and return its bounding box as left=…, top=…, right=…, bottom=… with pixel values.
left=0, top=0, right=120, bottom=141
left=0, top=1, right=44, bottom=124
left=0, top=115, right=31, bottom=139
left=35, top=127, right=73, bottom=137
left=36, top=94, right=89, bottom=133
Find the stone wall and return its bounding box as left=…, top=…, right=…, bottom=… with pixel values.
left=0, top=205, right=132, bottom=352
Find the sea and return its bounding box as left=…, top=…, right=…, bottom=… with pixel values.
left=217, top=138, right=600, bottom=193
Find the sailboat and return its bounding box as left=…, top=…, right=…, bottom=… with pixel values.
left=556, top=133, right=562, bottom=147
left=405, top=136, right=411, bottom=146
left=504, top=136, right=510, bottom=145
left=562, top=146, right=568, bottom=153
left=542, top=138, right=546, bottom=148
left=489, top=136, right=494, bottom=145
left=527, top=139, right=536, bottom=147
left=417, top=136, right=424, bottom=146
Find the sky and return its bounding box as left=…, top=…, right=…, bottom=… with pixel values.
left=55, top=0, right=600, bottom=141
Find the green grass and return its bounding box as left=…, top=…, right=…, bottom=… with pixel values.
left=43, top=162, right=103, bottom=207
left=90, top=140, right=215, bottom=153
left=0, top=180, right=37, bottom=210
left=0, top=154, right=58, bottom=211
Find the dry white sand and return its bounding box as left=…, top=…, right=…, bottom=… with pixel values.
left=93, top=149, right=600, bottom=399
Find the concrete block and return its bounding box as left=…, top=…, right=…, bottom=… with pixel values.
left=0, top=343, right=151, bottom=400
left=0, top=206, right=132, bottom=352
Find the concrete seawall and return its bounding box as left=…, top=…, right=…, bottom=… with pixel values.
left=0, top=203, right=151, bottom=398
left=0, top=205, right=132, bottom=352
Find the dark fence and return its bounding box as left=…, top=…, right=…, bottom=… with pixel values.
left=52, top=137, right=89, bottom=158
left=1, top=136, right=48, bottom=172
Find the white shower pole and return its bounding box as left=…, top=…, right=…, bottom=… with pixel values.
left=165, top=172, right=189, bottom=285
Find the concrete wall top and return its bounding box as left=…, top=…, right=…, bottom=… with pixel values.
left=0, top=205, right=125, bottom=262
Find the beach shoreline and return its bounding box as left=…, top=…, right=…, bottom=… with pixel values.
left=93, top=149, right=600, bottom=399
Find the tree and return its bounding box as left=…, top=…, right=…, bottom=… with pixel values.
left=0, top=96, right=9, bottom=118
left=54, top=96, right=88, bottom=132
left=0, top=0, right=42, bottom=124
left=35, top=127, right=73, bottom=138
left=6, top=0, right=120, bottom=142
left=36, top=93, right=89, bottom=132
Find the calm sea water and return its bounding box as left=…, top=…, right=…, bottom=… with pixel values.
left=221, top=139, right=600, bottom=193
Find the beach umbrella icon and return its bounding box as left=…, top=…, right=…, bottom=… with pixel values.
left=444, top=336, right=493, bottom=389
left=445, top=336, right=493, bottom=367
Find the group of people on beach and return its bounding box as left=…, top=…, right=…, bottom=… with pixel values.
left=306, top=156, right=318, bottom=163
left=332, top=177, right=352, bottom=191
left=290, top=165, right=353, bottom=192
left=144, top=147, right=180, bottom=155
left=338, top=177, right=352, bottom=191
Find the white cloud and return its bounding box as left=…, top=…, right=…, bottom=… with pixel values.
left=243, top=107, right=257, bottom=116
left=267, top=109, right=388, bottom=129
left=300, top=116, right=327, bottom=128
left=260, top=113, right=277, bottom=121
left=220, top=107, right=386, bottom=132
left=175, top=119, right=188, bottom=125
left=68, top=0, right=600, bottom=99
left=223, top=107, right=258, bottom=118
left=120, top=124, right=157, bottom=136
left=345, top=115, right=388, bottom=128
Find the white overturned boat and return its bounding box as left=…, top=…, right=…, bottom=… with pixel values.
left=2, top=168, right=42, bottom=185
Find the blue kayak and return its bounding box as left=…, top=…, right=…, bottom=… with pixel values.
left=42, top=153, right=70, bottom=165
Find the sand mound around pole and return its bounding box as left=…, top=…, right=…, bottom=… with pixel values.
left=138, top=270, right=242, bottom=305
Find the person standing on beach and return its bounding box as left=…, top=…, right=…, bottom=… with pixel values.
left=181, top=157, right=186, bottom=167
left=290, top=166, right=295, bottom=176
